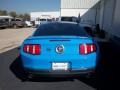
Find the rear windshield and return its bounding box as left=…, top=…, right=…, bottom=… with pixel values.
left=33, top=22, right=87, bottom=36
left=61, top=17, right=77, bottom=22
left=61, top=17, right=73, bottom=22
left=40, top=19, right=46, bottom=21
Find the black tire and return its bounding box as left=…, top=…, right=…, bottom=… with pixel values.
left=20, top=72, right=33, bottom=82
left=24, top=71, right=34, bottom=81
left=85, top=72, right=96, bottom=79
left=24, top=24, right=27, bottom=28
left=13, top=24, right=17, bottom=29
left=0, top=27, right=6, bottom=29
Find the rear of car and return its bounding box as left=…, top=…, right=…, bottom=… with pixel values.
left=25, top=21, right=33, bottom=27
left=20, top=22, right=99, bottom=78
left=10, top=18, right=25, bottom=28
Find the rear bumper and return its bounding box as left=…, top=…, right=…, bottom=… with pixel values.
left=25, top=68, right=95, bottom=77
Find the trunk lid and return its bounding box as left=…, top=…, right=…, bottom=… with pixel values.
left=24, top=36, right=93, bottom=55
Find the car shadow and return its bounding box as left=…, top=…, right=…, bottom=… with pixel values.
left=96, top=40, right=120, bottom=90
left=76, top=76, right=97, bottom=88
left=9, top=56, right=27, bottom=81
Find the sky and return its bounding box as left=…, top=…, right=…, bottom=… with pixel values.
left=0, top=0, right=60, bottom=13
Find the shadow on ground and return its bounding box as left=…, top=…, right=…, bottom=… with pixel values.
left=9, top=56, right=27, bottom=81
left=9, top=37, right=120, bottom=89
left=96, top=38, right=120, bottom=90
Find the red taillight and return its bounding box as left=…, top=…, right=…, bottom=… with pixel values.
left=79, top=44, right=96, bottom=54
left=23, top=44, right=40, bottom=55
left=35, top=45, right=41, bottom=54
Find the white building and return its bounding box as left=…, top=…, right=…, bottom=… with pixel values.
left=61, top=0, right=120, bottom=38
left=61, top=0, right=100, bottom=25
left=30, top=11, right=60, bottom=21
left=99, top=0, right=120, bottom=38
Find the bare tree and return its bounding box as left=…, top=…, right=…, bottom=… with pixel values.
left=0, top=10, right=30, bottom=21
left=9, top=11, right=17, bottom=18
left=0, top=10, right=8, bottom=15
left=17, top=14, right=24, bottom=19
left=23, top=13, right=30, bottom=21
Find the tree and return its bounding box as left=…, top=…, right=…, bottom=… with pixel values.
left=17, top=14, right=24, bottom=19
left=0, top=10, right=2, bottom=15
left=0, top=10, right=8, bottom=15
left=2, top=10, right=8, bottom=15
left=9, top=11, right=17, bottom=18
left=23, top=13, right=30, bottom=21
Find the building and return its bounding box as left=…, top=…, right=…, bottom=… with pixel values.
left=30, top=11, right=60, bottom=21
left=99, top=0, right=120, bottom=38
left=61, top=0, right=100, bottom=25
left=61, top=0, right=120, bottom=38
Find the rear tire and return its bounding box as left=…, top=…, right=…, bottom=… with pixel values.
left=86, top=72, right=96, bottom=79
left=24, top=24, right=27, bottom=28
left=27, top=73, right=34, bottom=79
left=21, top=73, right=33, bottom=82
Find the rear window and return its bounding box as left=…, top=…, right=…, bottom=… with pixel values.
left=40, top=19, right=46, bottom=21
left=61, top=17, right=73, bottom=22
left=33, top=22, right=87, bottom=36
left=16, top=19, right=22, bottom=21
left=0, top=19, right=5, bottom=22
left=61, top=17, right=77, bottom=22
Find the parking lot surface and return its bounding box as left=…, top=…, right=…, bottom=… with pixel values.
left=0, top=28, right=35, bottom=53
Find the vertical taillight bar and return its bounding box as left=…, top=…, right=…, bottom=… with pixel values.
left=79, top=44, right=96, bottom=54
left=35, top=45, right=40, bottom=54
left=23, top=44, right=40, bottom=55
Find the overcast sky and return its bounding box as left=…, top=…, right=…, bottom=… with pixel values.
left=0, top=0, right=60, bottom=13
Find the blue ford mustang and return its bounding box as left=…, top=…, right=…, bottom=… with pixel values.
left=20, top=22, right=99, bottom=78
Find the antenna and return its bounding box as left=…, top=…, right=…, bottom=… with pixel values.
left=77, top=13, right=81, bottom=24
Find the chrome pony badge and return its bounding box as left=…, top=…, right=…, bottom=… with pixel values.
left=56, top=45, right=64, bottom=54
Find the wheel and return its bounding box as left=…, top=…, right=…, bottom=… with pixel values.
left=27, top=73, right=34, bottom=79
left=21, top=72, right=34, bottom=82
left=13, top=24, right=17, bottom=29
left=24, top=24, right=27, bottom=28
left=86, top=72, right=96, bottom=79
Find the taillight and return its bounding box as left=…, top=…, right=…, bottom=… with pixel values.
left=23, top=44, right=40, bottom=55
left=79, top=44, right=96, bottom=54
